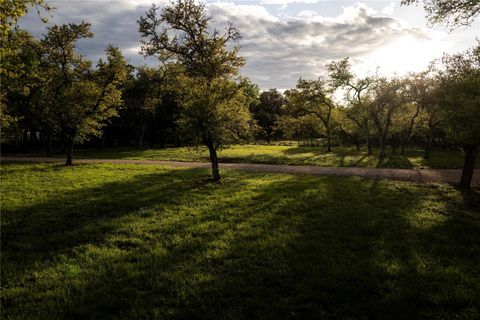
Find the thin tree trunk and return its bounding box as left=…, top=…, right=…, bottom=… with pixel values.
left=326, top=129, right=331, bottom=152
left=65, top=138, right=74, bottom=166
left=137, top=123, right=146, bottom=149
left=460, top=144, right=477, bottom=189
left=206, top=140, right=221, bottom=181
left=424, top=129, right=432, bottom=160
left=45, top=130, right=52, bottom=156
left=23, top=129, right=28, bottom=144
left=366, top=133, right=373, bottom=155
left=356, top=140, right=360, bottom=151
left=379, top=134, right=386, bottom=159
left=400, top=142, right=405, bottom=155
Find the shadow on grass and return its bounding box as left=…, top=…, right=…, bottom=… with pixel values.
left=2, top=164, right=479, bottom=319
left=376, top=154, right=414, bottom=169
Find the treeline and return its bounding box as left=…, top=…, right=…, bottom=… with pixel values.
left=1, top=0, right=479, bottom=186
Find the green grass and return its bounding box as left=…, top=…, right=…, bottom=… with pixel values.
left=1, top=163, right=479, bottom=319
left=74, top=145, right=468, bottom=169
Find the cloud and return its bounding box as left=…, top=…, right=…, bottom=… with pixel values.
left=382, top=2, right=395, bottom=16
left=208, top=2, right=439, bottom=88
left=18, top=1, right=452, bottom=90
left=19, top=0, right=159, bottom=65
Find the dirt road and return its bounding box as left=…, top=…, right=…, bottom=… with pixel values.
left=2, top=156, right=478, bottom=185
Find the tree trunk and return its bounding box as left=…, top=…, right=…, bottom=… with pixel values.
left=23, top=129, right=28, bottom=144
left=356, top=140, right=360, bottom=151
left=206, top=140, right=221, bottom=181
left=400, top=142, right=405, bottom=155
left=366, top=134, right=373, bottom=155
left=326, top=129, right=331, bottom=152
left=459, top=144, right=477, bottom=189
left=137, top=123, right=146, bottom=149
left=97, top=134, right=106, bottom=151
left=424, top=130, right=432, bottom=160
left=45, top=131, right=52, bottom=156
left=65, top=138, right=74, bottom=166
left=379, top=135, right=386, bottom=159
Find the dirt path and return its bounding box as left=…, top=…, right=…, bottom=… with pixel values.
left=2, top=156, right=478, bottom=185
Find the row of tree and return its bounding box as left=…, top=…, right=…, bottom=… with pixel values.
left=1, top=0, right=478, bottom=187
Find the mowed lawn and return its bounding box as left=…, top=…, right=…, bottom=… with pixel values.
left=75, top=145, right=469, bottom=169
left=1, top=163, right=479, bottom=319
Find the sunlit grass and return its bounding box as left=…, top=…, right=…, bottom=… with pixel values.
left=75, top=144, right=468, bottom=169
left=1, top=163, right=479, bottom=319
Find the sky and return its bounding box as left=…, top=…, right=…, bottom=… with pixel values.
left=19, top=0, right=480, bottom=90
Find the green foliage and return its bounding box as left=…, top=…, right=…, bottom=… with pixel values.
left=138, top=0, right=244, bottom=79
left=176, top=75, right=254, bottom=149
left=251, top=88, right=286, bottom=142
left=0, top=0, right=52, bottom=39
left=2, top=163, right=479, bottom=319
left=285, top=78, right=336, bottom=150
left=401, top=0, right=480, bottom=28
left=437, top=43, right=480, bottom=146
left=38, top=22, right=127, bottom=161
left=138, top=0, right=251, bottom=179
left=0, top=29, right=43, bottom=137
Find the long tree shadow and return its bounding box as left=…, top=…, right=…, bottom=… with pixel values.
left=2, top=165, right=479, bottom=319
left=1, top=165, right=248, bottom=281
left=376, top=154, right=414, bottom=169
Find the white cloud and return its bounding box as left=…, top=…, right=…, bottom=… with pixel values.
left=208, top=2, right=446, bottom=88
left=381, top=2, right=395, bottom=16
left=18, top=1, right=468, bottom=89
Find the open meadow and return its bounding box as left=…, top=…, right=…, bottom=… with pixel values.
left=1, top=163, right=479, bottom=319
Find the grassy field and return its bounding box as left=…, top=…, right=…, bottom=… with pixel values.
left=1, top=163, right=479, bottom=319
left=74, top=145, right=468, bottom=169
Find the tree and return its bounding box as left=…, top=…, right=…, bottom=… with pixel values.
left=138, top=0, right=248, bottom=181
left=327, top=57, right=375, bottom=154
left=40, top=22, right=127, bottom=165
left=1, top=0, right=51, bottom=38
left=251, top=89, right=285, bottom=143
left=1, top=0, right=51, bottom=137
left=0, top=29, right=44, bottom=146
left=286, top=78, right=335, bottom=151
left=333, top=107, right=363, bottom=150
left=365, top=77, right=407, bottom=159
left=406, top=71, right=443, bottom=159
left=389, top=102, right=421, bottom=154
left=437, top=43, right=480, bottom=188
left=401, top=0, right=480, bottom=28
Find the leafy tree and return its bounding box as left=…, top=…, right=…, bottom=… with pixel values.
left=0, top=0, right=51, bottom=38
left=333, top=107, right=363, bottom=150
left=118, top=64, right=184, bottom=148
left=177, top=76, right=254, bottom=177
left=406, top=71, right=443, bottom=159
left=389, top=102, right=421, bottom=154
left=251, top=89, right=285, bottom=143
left=365, top=77, right=407, bottom=159
left=401, top=0, right=480, bottom=28
left=138, top=0, right=248, bottom=181
left=276, top=113, right=321, bottom=146
left=327, top=58, right=375, bottom=154
left=1, top=0, right=51, bottom=135
left=40, top=22, right=127, bottom=165
left=285, top=78, right=335, bottom=151
left=436, top=43, right=480, bottom=188
left=0, top=29, right=44, bottom=145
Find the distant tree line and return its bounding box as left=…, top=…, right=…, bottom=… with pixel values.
left=1, top=0, right=478, bottom=187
